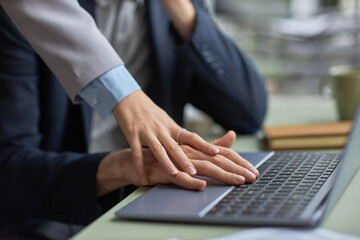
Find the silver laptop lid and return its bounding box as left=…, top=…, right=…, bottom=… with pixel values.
left=322, top=101, right=360, bottom=218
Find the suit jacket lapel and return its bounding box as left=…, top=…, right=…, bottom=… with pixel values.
left=77, top=0, right=95, bottom=150
left=146, top=0, right=175, bottom=112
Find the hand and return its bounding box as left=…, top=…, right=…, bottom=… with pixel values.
left=96, top=131, right=259, bottom=196
left=181, top=131, right=259, bottom=183
left=159, top=0, right=196, bottom=41
left=96, top=148, right=205, bottom=196
left=112, top=90, right=220, bottom=185
left=210, top=130, right=237, bottom=148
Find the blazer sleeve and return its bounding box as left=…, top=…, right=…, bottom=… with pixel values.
left=0, top=7, right=116, bottom=225
left=0, top=74, right=110, bottom=225
left=0, top=0, right=123, bottom=102
left=173, top=0, right=267, bottom=134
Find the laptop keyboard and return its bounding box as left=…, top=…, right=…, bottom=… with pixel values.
left=205, top=152, right=342, bottom=219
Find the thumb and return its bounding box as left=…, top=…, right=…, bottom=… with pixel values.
left=211, top=130, right=236, bottom=148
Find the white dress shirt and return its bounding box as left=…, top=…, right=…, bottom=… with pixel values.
left=89, top=0, right=151, bottom=152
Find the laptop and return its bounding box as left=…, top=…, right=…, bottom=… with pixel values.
left=116, top=102, right=360, bottom=227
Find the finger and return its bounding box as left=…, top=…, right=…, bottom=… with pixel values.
left=160, top=135, right=197, bottom=176
left=217, top=146, right=259, bottom=177
left=211, top=130, right=236, bottom=148
left=180, top=142, right=258, bottom=180
left=143, top=134, right=180, bottom=177
left=205, top=155, right=257, bottom=182
left=168, top=172, right=207, bottom=190
left=129, top=137, right=148, bottom=185
left=193, top=160, right=247, bottom=185
left=178, top=130, right=220, bottom=155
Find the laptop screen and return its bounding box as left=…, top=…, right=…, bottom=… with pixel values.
left=323, top=101, right=360, bottom=217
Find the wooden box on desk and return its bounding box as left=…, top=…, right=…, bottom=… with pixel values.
left=263, top=121, right=353, bottom=150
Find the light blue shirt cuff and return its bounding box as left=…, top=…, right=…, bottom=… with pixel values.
left=78, top=65, right=140, bottom=118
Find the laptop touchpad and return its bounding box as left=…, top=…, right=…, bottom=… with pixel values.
left=117, top=178, right=232, bottom=218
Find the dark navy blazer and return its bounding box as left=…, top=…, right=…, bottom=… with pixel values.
left=0, top=0, right=267, bottom=231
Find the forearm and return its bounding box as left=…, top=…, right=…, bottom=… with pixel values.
left=0, top=145, right=107, bottom=224
left=0, top=0, right=122, bottom=101
left=159, top=0, right=196, bottom=41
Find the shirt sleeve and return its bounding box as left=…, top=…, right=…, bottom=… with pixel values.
left=78, top=65, right=140, bottom=118
left=0, top=0, right=124, bottom=102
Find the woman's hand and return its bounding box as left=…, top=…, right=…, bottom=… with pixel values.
left=112, top=90, right=220, bottom=186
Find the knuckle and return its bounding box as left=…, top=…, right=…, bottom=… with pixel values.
left=211, top=156, right=223, bottom=166
left=200, top=161, right=213, bottom=171
left=220, top=148, right=231, bottom=157
left=128, top=124, right=140, bottom=135
left=189, top=132, right=199, bottom=140
left=153, top=143, right=164, bottom=152
left=170, top=143, right=178, bottom=151
left=132, top=150, right=142, bottom=160
left=153, top=121, right=162, bottom=130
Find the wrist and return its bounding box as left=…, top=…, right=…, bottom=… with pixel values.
left=96, top=150, right=132, bottom=196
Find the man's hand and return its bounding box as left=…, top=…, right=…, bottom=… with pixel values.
left=210, top=130, right=237, bottom=148
left=112, top=90, right=220, bottom=186
left=96, top=131, right=259, bottom=196
left=97, top=148, right=206, bottom=196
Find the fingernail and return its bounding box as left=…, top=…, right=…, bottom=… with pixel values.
left=168, top=166, right=179, bottom=176
left=140, top=176, right=148, bottom=185
left=186, top=166, right=197, bottom=175
left=198, top=182, right=207, bottom=190
left=252, top=167, right=260, bottom=177
left=210, top=146, right=220, bottom=154
left=248, top=172, right=257, bottom=181
left=234, top=175, right=245, bottom=184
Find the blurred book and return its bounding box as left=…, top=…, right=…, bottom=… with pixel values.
left=263, top=121, right=352, bottom=150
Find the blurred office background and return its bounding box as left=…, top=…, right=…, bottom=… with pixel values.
left=184, top=0, right=360, bottom=135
